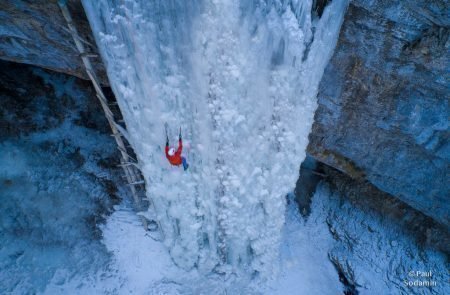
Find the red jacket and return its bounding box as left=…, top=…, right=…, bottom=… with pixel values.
left=165, top=139, right=183, bottom=166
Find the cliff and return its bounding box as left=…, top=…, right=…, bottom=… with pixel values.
left=0, top=0, right=107, bottom=83
left=308, top=0, right=449, bottom=227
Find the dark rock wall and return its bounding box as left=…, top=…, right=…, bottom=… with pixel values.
left=0, top=0, right=107, bottom=83
left=308, top=0, right=449, bottom=227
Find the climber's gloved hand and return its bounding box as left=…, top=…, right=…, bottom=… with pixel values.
left=166, top=136, right=169, bottom=147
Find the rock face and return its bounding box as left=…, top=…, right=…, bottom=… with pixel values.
left=0, top=0, right=107, bottom=83
left=308, top=0, right=449, bottom=227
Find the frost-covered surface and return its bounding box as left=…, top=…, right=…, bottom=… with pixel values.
left=82, top=0, right=348, bottom=278
left=45, top=192, right=343, bottom=294
left=314, top=184, right=450, bottom=295
left=1, top=66, right=445, bottom=295
left=0, top=62, right=121, bottom=293
left=43, top=183, right=448, bottom=294
left=0, top=141, right=111, bottom=294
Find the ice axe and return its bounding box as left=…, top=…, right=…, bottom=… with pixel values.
left=164, top=123, right=169, bottom=146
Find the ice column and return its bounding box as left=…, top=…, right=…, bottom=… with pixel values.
left=82, top=0, right=348, bottom=279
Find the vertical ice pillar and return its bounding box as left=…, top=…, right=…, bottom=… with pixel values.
left=82, top=0, right=348, bottom=279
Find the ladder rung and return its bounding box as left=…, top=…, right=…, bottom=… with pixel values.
left=117, top=162, right=137, bottom=167
left=80, top=52, right=99, bottom=58
left=128, top=180, right=145, bottom=186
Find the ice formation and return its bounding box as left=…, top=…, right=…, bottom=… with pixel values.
left=82, top=0, right=348, bottom=278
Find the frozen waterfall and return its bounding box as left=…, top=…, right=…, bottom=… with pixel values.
left=82, top=0, right=348, bottom=279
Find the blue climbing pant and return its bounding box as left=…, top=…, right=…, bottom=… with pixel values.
left=181, top=157, right=189, bottom=171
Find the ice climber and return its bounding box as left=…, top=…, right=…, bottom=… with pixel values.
left=165, top=127, right=189, bottom=171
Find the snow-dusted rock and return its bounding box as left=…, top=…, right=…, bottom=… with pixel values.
left=309, top=0, right=449, bottom=227
left=0, top=0, right=107, bottom=83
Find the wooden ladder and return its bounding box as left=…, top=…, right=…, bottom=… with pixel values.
left=58, top=2, right=162, bottom=238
